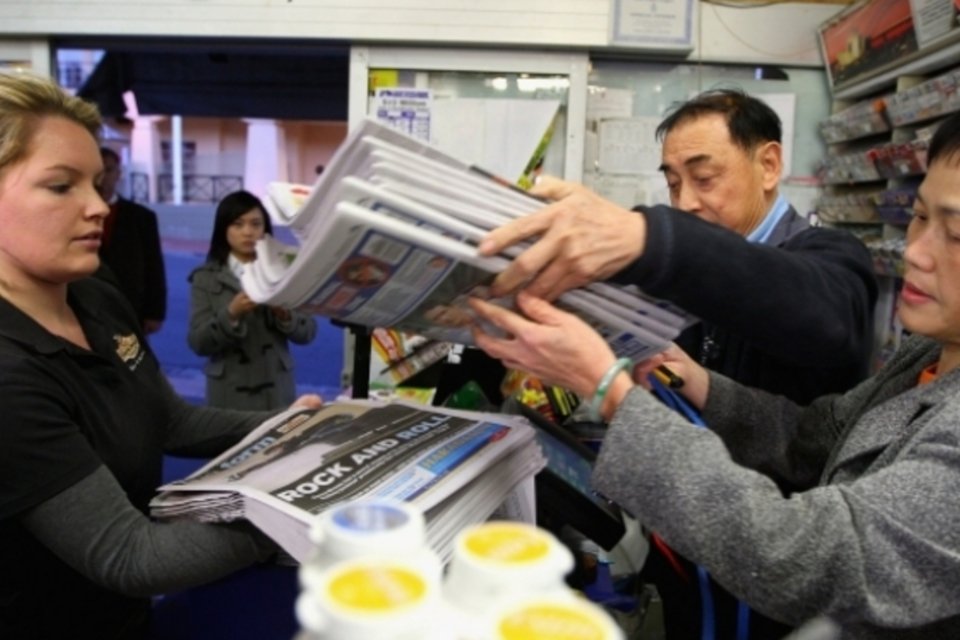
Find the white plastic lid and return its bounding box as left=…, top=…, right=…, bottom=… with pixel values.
left=308, top=499, right=426, bottom=564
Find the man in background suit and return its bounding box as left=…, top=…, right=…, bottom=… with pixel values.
left=97, top=146, right=167, bottom=334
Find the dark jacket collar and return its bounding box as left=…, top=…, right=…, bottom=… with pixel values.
left=765, top=205, right=809, bottom=247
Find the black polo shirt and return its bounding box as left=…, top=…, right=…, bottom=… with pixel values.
left=0, top=278, right=171, bottom=638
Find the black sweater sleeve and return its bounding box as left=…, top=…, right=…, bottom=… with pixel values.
left=612, top=205, right=878, bottom=367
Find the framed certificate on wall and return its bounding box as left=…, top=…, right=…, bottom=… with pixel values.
left=609, top=0, right=695, bottom=53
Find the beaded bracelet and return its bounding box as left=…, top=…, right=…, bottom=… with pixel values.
left=587, top=357, right=633, bottom=422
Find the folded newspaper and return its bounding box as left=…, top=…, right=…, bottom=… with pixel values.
left=150, top=399, right=545, bottom=562
left=244, top=117, right=695, bottom=363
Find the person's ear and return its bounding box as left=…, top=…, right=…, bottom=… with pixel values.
left=757, top=141, right=782, bottom=191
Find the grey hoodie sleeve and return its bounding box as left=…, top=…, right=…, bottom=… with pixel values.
left=591, top=350, right=960, bottom=634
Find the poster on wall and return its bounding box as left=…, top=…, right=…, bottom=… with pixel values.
left=371, top=88, right=432, bottom=142
left=818, top=0, right=919, bottom=88
left=819, top=0, right=958, bottom=90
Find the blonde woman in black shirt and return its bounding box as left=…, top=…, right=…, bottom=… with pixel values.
left=0, top=72, right=321, bottom=639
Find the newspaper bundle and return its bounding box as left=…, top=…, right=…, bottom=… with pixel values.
left=150, top=400, right=545, bottom=562
left=243, top=117, right=696, bottom=363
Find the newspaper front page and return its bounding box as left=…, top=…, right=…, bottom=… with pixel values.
left=151, top=400, right=544, bottom=561
left=244, top=118, right=698, bottom=365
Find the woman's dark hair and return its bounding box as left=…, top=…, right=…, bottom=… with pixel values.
left=926, top=111, right=960, bottom=168
left=206, top=190, right=273, bottom=265
left=655, top=88, right=782, bottom=151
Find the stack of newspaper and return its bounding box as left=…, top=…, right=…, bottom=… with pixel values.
left=243, top=118, right=694, bottom=363
left=151, top=399, right=545, bottom=563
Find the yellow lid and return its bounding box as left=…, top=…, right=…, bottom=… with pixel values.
left=495, top=601, right=618, bottom=640
left=326, top=564, right=428, bottom=613
left=462, top=522, right=552, bottom=565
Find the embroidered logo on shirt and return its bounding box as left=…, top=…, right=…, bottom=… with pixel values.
left=114, top=333, right=145, bottom=370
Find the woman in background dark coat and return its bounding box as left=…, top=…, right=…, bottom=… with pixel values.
left=189, top=190, right=317, bottom=410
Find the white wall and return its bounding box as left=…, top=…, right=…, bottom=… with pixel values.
left=0, top=0, right=843, bottom=67
left=0, top=38, right=51, bottom=74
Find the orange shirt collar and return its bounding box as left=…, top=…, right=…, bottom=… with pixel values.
left=918, top=364, right=938, bottom=385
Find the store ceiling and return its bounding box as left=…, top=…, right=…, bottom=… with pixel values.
left=69, top=38, right=350, bottom=121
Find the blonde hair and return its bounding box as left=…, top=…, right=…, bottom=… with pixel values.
left=0, top=71, right=102, bottom=174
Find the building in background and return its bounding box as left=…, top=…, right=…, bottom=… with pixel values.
left=57, top=47, right=348, bottom=204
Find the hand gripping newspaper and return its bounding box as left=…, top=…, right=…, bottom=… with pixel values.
left=150, top=399, right=545, bottom=562
left=244, top=118, right=697, bottom=367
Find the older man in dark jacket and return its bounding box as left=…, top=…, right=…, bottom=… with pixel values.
left=479, top=89, right=878, bottom=640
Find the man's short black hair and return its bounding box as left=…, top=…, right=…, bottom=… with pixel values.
left=655, top=88, right=782, bottom=151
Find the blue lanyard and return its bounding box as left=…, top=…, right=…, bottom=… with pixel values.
left=649, top=377, right=751, bottom=640
left=650, top=376, right=705, bottom=426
